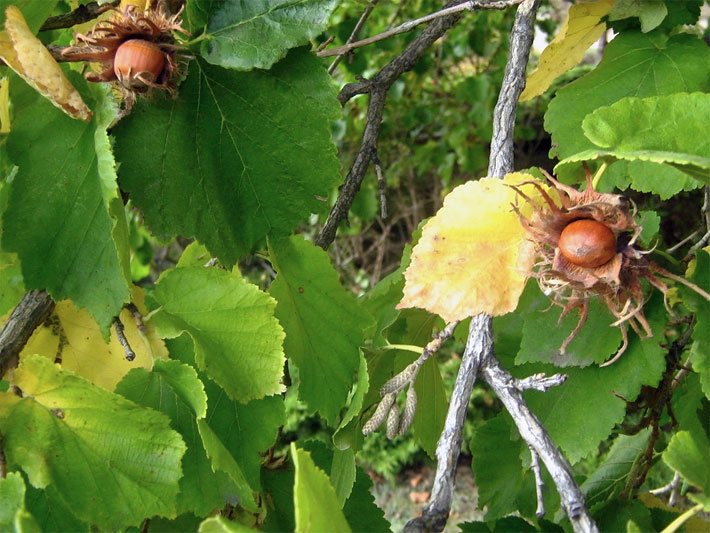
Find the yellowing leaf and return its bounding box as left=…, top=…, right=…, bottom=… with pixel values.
left=520, top=0, right=614, bottom=101
left=19, top=287, right=167, bottom=391
left=398, top=173, right=552, bottom=322
left=0, top=77, right=9, bottom=133
left=0, top=6, right=91, bottom=121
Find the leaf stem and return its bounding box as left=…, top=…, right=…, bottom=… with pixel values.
left=383, top=343, right=423, bottom=354
left=660, top=502, right=703, bottom=533
left=591, top=161, right=608, bottom=189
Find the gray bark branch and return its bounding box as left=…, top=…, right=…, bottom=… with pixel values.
left=0, top=290, right=54, bottom=376
left=408, top=0, right=597, bottom=530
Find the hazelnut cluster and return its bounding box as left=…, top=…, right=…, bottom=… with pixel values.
left=513, top=170, right=709, bottom=365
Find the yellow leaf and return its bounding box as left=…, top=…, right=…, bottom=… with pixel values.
left=0, top=6, right=91, bottom=121
left=520, top=0, right=614, bottom=101
left=0, top=76, right=9, bottom=133
left=121, top=0, right=148, bottom=12
left=19, top=287, right=167, bottom=391
left=398, top=173, right=554, bottom=322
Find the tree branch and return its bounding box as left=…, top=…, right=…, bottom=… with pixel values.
left=318, top=0, right=523, bottom=58
left=0, top=290, right=55, bottom=376
left=327, top=0, right=380, bottom=75
left=40, top=0, right=120, bottom=31
left=409, top=0, right=597, bottom=530
left=315, top=4, right=468, bottom=249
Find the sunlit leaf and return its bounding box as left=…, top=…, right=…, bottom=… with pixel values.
left=609, top=0, right=667, bottom=32
left=18, top=287, right=167, bottom=391
left=557, top=93, right=710, bottom=184
left=663, top=430, right=710, bottom=506
left=195, top=0, right=338, bottom=70
left=149, top=267, right=285, bottom=402
left=521, top=0, right=614, bottom=101
left=270, top=236, right=373, bottom=425
left=0, top=7, right=91, bottom=121
left=0, top=472, right=39, bottom=532
left=398, top=173, right=552, bottom=322
left=0, top=355, right=186, bottom=529
left=291, top=444, right=350, bottom=533
left=199, top=516, right=257, bottom=533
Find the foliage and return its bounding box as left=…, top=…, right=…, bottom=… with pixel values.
left=0, top=0, right=708, bottom=531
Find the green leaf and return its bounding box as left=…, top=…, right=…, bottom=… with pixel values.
left=0, top=472, right=39, bottom=533
left=524, top=297, right=666, bottom=463
left=197, top=0, right=338, bottom=70
left=113, top=51, right=340, bottom=264
left=637, top=210, right=660, bottom=247
left=201, top=380, right=285, bottom=491
left=149, top=267, right=285, bottom=403
left=2, top=75, right=129, bottom=332
left=333, top=353, right=369, bottom=451
left=0, top=355, right=185, bottom=529
left=0, top=251, right=23, bottom=316
left=291, top=444, right=351, bottom=533
left=594, top=500, right=653, bottom=533
left=342, top=467, right=389, bottom=533
left=609, top=0, right=667, bottom=33
left=581, top=429, right=651, bottom=510
left=262, top=466, right=296, bottom=533
left=471, top=415, right=530, bottom=520
left=683, top=251, right=710, bottom=399
left=199, top=516, right=257, bottom=533
left=0, top=0, right=59, bottom=33
left=197, top=419, right=258, bottom=512
left=517, top=293, right=622, bottom=367
left=115, top=360, right=232, bottom=517
left=545, top=31, right=709, bottom=181
left=601, top=159, right=700, bottom=200
left=664, top=430, right=710, bottom=500
left=24, top=484, right=87, bottom=533
left=269, top=236, right=373, bottom=425
left=558, top=94, right=710, bottom=184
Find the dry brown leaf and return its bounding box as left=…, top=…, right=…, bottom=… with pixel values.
left=520, top=0, right=614, bottom=101
left=398, top=173, right=555, bottom=322
left=0, top=6, right=91, bottom=121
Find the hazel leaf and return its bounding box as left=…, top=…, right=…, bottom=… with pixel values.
left=197, top=0, right=338, bottom=70
left=0, top=355, right=186, bottom=529
left=148, top=267, right=286, bottom=403
left=398, top=174, right=553, bottom=322
left=557, top=93, right=710, bottom=185
left=0, top=6, right=91, bottom=121
left=545, top=32, right=709, bottom=162
left=521, top=0, right=614, bottom=101
left=113, top=51, right=340, bottom=264
left=17, top=287, right=167, bottom=391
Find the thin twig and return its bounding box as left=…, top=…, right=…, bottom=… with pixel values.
left=318, top=0, right=523, bottom=58
left=327, top=0, right=379, bottom=74
left=113, top=317, right=136, bottom=361
left=372, top=152, right=388, bottom=219
left=529, top=445, right=546, bottom=518
left=688, top=186, right=710, bottom=254
left=315, top=4, right=467, bottom=249
left=40, top=0, right=120, bottom=31
left=0, top=291, right=55, bottom=377
left=515, top=372, right=567, bottom=392
left=650, top=472, right=682, bottom=507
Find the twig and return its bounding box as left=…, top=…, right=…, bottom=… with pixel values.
left=318, top=0, right=523, bottom=58
left=372, top=152, right=388, bottom=219
left=125, top=303, right=147, bottom=335
left=315, top=4, right=466, bottom=249
left=515, top=372, right=567, bottom=392
left=0, top=290, right=55, bottom=377
left=650, top=472, right=682, bottom=507
left=404, top=314, right=491, bottom=532
left=482, top=357, right=598, bottom=531
left=688, top=186, right=710, bottom=254
left=40, top=0, right=120, bottom=31
left=113, top=316, right=136, bottom=361
left=363, top=321, right=459, bottom=437
left=327, top=0, right=379, bottom=75
left=529, top=445, right=546, bottom=518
